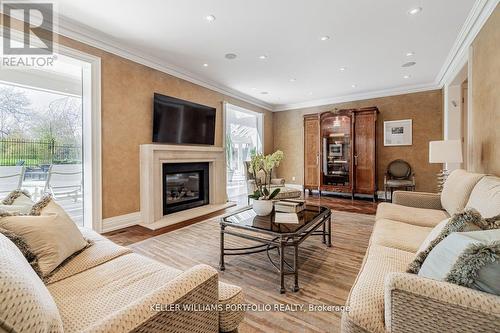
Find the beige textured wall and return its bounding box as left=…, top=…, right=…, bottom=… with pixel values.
left=470, top=5, right=500, bottom=175
left=1, top=16, right=273, bottom=219
left=273, top=90, right=444, bottom=193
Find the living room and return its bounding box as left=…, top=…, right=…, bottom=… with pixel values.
left=0, top=1, right=499, bottom=332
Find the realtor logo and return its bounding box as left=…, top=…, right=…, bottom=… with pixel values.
left=1, top=1, right=56, bottom=67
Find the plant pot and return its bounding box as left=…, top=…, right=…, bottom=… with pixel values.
left=252, top=200, right=274, bottom=216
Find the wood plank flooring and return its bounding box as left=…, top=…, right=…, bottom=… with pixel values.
left=105, top=194, right=377, bottom=246
left=125, top=208, right=374, bottom=333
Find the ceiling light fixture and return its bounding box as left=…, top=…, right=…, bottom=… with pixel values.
left=351, top=84, right=357, bottom=88
left=205, top=15, right=216, bottom=22
left=339, top=67, right=346, bottom=71
left=320, top=36, right=330, bottom=41
left=225, top=53, right=237, bottom=60
left=258, top=55, right=268, bottom=60
left=203, top=63, right=208, bottom=67
left=403, top=74, right=411, bottom=79
left=407, top=7, right=422, bottom=15
left=402, top=61, right=416, bottom=67
left=308, top=92, right=313, bottom=96
left=406, top=51, right=415, bottom=57
left=289, top=78, right=296, bottom=82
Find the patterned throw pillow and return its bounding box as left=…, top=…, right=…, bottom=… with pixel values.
left=407, top=209, right=500, bottom=274
left=0, top=189, right=34, bottom=214
left=418, top=230, right=500, bottom=295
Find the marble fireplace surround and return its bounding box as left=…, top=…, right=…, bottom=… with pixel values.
left=140, top=144, right=235, bottom=230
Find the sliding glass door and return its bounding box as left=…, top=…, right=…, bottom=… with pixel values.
left=0, top=54, right=86, bottom=225
left=225, top=103, right=263, bottom=203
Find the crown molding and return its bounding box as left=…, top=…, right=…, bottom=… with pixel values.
left=272, top=82, right=441, bottom=111
left=4, top=1, right=497, bottom=112
left=436, top=0, right=498, bottom=86
left=52, top=15, right=275, bottom=111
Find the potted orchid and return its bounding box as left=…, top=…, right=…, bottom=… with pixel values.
left=248, top=150, right=285, bottom=216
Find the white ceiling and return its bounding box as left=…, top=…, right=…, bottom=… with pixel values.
left=50, top=0, right=478, bottom=110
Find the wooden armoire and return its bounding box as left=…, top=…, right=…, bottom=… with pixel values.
left=304, top=107, right=378, bottom=200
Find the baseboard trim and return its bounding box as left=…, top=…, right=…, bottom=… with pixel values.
left=102, top=212, right=142, bottom=233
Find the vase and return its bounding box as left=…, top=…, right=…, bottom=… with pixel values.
left=252, top=200, right=274, bottom=216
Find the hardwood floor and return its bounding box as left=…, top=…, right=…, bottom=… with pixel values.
left=104, top=194, right=377, bottom=246
left=103, top=194, right=377, bottom=332
left=128, top=210, right=375, bottom=333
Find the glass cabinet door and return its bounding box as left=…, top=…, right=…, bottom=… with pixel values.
left=321, top=114, right=351, bottom=187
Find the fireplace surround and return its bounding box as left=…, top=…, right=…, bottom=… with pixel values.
left=140, top=144, right=235, bottom=230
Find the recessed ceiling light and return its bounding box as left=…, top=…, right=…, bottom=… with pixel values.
left=206, top=15, right=216, bottom=22
left=203, top=63, right=208, bottom=67
left=258, top=55, right=268, bottom=60
left=406, top=51, right=415, bottom=57
left=251, top=87, right=257, bottom=90
left=408, top=7, right=422, bottom=15
left=402, top=61, right=416, bottom=67
left=320, top=36, right=330, bottom=41
left=351, top=84, right=357, bottom=88
left=225, top=53, right=237, bottom=60
left=308, top=92, right=313, bottom=96
left=289, top=78, right=296, bottom=82
left=339, top=67, right=346, bottom=71
left=260, top=91, right=269, bottom=95
left=403, top=74, right=411, bottom=79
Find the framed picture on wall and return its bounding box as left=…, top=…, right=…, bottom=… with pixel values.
left=384, top=119, right=412, bottom=146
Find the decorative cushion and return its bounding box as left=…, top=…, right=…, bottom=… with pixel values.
left=466, top=176, right=500, bottom=218
left=0, top=189, right=34, bottom=214
left=371, top=219, right=433, bottom=253
left=407, top=210, right=483, bottom=274
left=419, top=230, right=500, bottom=295
left=0, top=233, right=64, bottom=332
left=441, top=169, right=484, bottom=216
left=218, top=282, right=244, bottom=332
left=376, top=202, right=449, bottom=227
left=0, top=213, right=89, bottom=278
left=0, top=227, right=42, bottom=278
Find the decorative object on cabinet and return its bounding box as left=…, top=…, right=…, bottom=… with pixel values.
left=429, top=140, right=463, bottom=192
left=303, top=107, right=378, bottom=201
left=384, top=159, right=416, bottom=202
left=383, top=119, right=412, bottom=146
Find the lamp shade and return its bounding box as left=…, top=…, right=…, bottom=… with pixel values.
left=429, top=140, right=463, bottom=163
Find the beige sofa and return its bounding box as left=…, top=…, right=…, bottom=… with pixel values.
left=0, top=227, right=244, bottom=333
left=342, top=169, right=500, bottom=333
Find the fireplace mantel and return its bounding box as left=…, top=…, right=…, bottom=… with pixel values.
left=139, top=144, right=234, bottom=230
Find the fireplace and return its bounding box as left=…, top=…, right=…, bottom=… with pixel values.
left=162, top=162, right=209, bottom=215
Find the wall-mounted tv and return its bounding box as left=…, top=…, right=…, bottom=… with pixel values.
left=152, top=93, right=216, bottom=145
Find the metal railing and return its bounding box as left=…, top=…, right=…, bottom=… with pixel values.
left=0, top=139, right=82, bottom=167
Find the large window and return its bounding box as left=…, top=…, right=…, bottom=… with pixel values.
left=225, top=103, right=263, bottom=202
left=0, top=53, right=91, bottom=227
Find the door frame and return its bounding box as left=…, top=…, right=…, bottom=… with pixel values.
left=1, top=27, right=103, bottom=232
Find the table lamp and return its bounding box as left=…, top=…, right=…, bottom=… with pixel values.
left=429, top=140, right=463, bottom=191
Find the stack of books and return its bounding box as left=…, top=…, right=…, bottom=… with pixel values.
left=274, top=199, right=306, bottom=224
left=274, top=199, right=305, bottom=213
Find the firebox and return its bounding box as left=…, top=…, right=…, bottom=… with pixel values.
left=162, top=162, right=209, bottom=215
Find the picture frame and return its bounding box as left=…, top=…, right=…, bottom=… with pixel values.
left=384, top=119, right=412, bottom=146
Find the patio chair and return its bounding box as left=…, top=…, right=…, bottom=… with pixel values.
left=0, top=166, right=25, bottom=199
left=44, top=164, right=83, bottom=202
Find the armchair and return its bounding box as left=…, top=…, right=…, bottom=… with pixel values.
left=384, top=159, right=415, bottom=202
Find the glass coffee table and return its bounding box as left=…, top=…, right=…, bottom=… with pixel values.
left=219, top=204, right=331, bottom=293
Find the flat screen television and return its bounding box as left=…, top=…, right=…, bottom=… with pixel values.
left=153, top=93, right=216, bottom=145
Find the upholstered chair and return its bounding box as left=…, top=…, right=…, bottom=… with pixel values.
left=384, top=159, right=415, bottom=202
